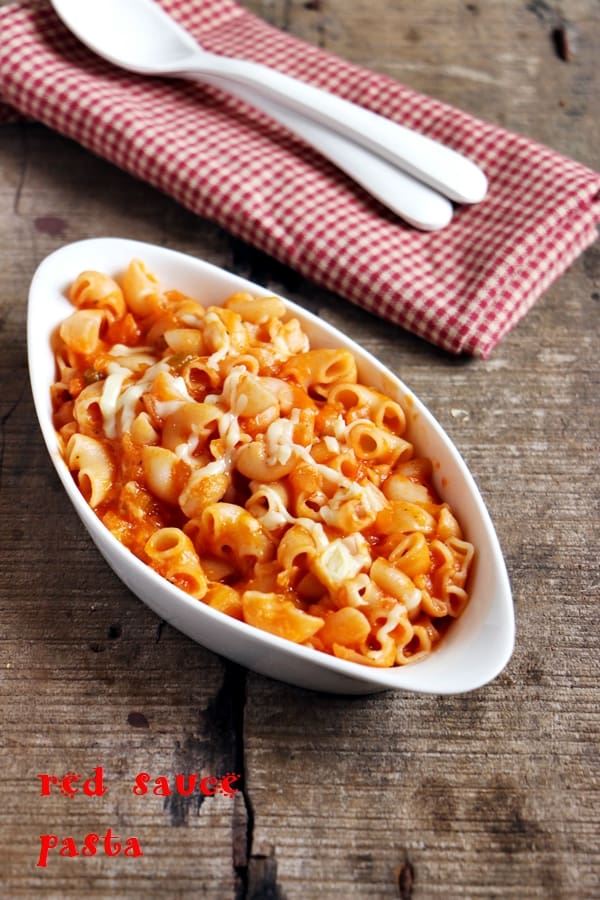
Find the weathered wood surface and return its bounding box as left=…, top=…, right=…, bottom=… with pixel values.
left=1, top=1, right=598, bottom=897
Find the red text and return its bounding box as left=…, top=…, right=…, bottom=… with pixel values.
left=132, top=771, right=240, bottom=798
left=37, top=828, right=142, bottom=868
left=37, top=767, right=106, bottom=799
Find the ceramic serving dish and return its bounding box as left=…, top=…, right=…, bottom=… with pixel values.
left=28, top=237, right=514, bottom=694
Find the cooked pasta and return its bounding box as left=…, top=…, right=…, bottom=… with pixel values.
left=51, top=260, right=475, bottom=668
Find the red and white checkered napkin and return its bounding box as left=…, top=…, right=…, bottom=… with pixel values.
left=1, top=0, right=599, bottom=357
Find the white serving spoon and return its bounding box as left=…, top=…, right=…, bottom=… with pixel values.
left=50, top=0, right=488, bottom=230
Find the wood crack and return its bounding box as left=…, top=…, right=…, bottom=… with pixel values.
left=0, top=384, right=27, bottom=496
left=227, top=665, right=286, bottom=899
left=225, top=663, right=255, bottom=899
left=12, top=123, right=28, bottom=216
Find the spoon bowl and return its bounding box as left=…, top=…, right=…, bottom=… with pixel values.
left=28, top=238, right=514, bottom=694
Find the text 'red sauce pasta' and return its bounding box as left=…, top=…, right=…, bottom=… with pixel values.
left=51, top=261, right=474, bottom=668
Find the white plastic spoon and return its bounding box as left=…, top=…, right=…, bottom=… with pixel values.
left=49, top=0, right=487, bottom=227
left=49, top=0, right=453, bottom=230
left=197, top=79, right=454, bottom=230
left=48, top=0, right=487, bottom=204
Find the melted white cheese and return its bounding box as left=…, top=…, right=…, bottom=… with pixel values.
left=265, top=418, right=295, bottom=466
left=314, top=537, right=365, bottom=586
left=99, top=363, right=132, bottom=439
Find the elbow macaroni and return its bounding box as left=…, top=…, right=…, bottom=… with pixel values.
left=51, top=260, right=475, bottom=668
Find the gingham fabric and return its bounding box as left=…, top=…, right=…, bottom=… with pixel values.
left=1, top=0, right=599, bottom=357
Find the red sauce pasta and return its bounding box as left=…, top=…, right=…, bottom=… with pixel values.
left=51, top=261, right=475, bottom=667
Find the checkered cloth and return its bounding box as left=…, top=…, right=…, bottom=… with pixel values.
left=1, top=0, right=599, bottom=356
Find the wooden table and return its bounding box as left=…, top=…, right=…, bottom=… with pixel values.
left=1, top=1, right=599, bottom=897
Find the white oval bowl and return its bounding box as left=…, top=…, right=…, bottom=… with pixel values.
left=28, top=238, right=514, bottom=694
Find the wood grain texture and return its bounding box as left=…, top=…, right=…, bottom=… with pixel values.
left=0, top=1, right=598, bottom=897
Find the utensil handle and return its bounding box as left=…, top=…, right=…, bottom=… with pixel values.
left=187, top=55, right=487, bottom=205
left=202, top=76, right=453, bottom=231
